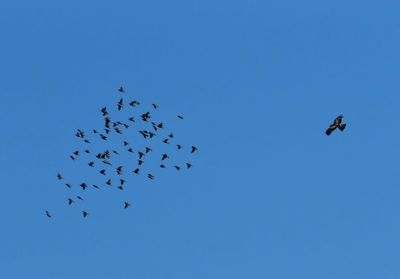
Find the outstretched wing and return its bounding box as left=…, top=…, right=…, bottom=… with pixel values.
left=325, top=124, right=336, bottom=135
left=333, top=115, right=343, bottom=126
left=338, top=123, right=346, bottom=131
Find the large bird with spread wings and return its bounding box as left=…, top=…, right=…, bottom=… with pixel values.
left=325, top=115, right=346, bottom=135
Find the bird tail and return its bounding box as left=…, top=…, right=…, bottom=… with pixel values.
left=339, top=124, right=346, bottom=131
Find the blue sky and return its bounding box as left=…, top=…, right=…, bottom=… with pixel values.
left=1, top=0, right=400, bottom=278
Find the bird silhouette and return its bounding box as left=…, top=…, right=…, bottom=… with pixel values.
left=118, top=186, right=123, bottom=190
left=88, top=162, right=94, bottom=167
left=124, top=202, right=131, bottom=208
left=177, top=115, right=184, bottom=119
left=118, top=98, right=124, bottom=111
left=65, top=183, right=71, bottom=188
left=99, top=169, right=106, bottom=175
left=160, top=164, right=166, bottom=168
left=161, top=154, right=169, bottom=160
left=101, top=107, right=109, bottom=116
left=163, top=139, right=170, bottom=144
left=169, top=133, right=174, bottom=138
left=46, top=210, right=52, bottom=218
left=138, top=160, right=144, bottom=165
left=174, top=166, right=180, bottom=170
left=84, top=139, right=90, bottom=144
left=177, top=144, right=182, bottom=150
left=128, top=148, right=134, bottom=153
left=123, top=141, right=129, bottom=146
left=325, top=115, right=346, bottom=135
left=147, top=174, right=154, bottom=179
left=80, top=183, right=87, bottom=190
left=191, top=146, right=198, bottom=153
left=119, top=86, right=125, bottom=93
left=120, top=179, right=125, bottom=185
left=145, top=147, right=152, bottom=153
left=68, top=198, right=74, bottom=205
left=85, top=149, right=90, bottom=154
left=103, top=160, right=112, bottom=166
left=186, top=163, right=192, bottom=169
left=93, top=185, right=100, bottom=189
left=83, top=211, right=88, bottom=218
left=106, top=179, right=112, bottom=186
left=70, top=155, right=76, bottom=160
left=138, top=152, right=145, bottom=159
left=73, top=151, right=80, bottom=156
left=133, top=168, right=139, bottom=174
left=57, top=173, right=63, bottom=180
left=152, top=104, right=158, bottom=109
left=117, top=166, right=122, bottom=175
left=77, top=196, right=84, bottom=201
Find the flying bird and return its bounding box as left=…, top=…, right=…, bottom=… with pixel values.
left=160, top=164, right=166, bottom=168
left=177, top=115, right=184, bottom=119
left=99, top=169, right=106, bottom=175
left=124, top=202, right=131, bottom=208
left=113, top=150, right=120, bottom=155
left=161, top=154, right=169, bottom=160
left=84, top=139, right=90, bottom=144
left=191, top=146, right=198, bottom=153
left=123, top=141, right=129, bottom=146
left=138, top=160, right=144, bottom=165
left=93, top=185, right=100, bottom=189
left=88, top=162, right=94, bottom=167
left=117, top=166, right=122, bottom=175
left=83, top=211, right=88, bottom=218
left=46, top=210, right=52, bottom=218
left=103, top=160, right=112, bottom=165
left=128, top=148, right=134, bottom=153
left=177, top=144, right=182, bottom=150
left=174, top=166, right=180, bottom=170
left=145, top=147, right=152, bottom=153
left=119, top=86, right=125, bottom=93
left=152, top=104, right=158, bottom=109
left=68, top=198, right=74, bottom=205
left=65, top=183, right=71, bottom=188
left=129, top=117, right=135, bottom=122
left=118, top=186, right=124, bottom=190
left=77, top=196, right=84, bottom=201
left=106, top=179, right=112, bottom=186
left=138, top=152, right=144, bottom=159
left=73, top=151, right=80, bottom=156
left=85, top=149, right=90, bottom=154
left=186, top=163, right=192, bottom=169
left=147, top=174, right=154, bottom=179
left=118, top=98, right=124, bottom=111
left=101, top=107, right=109, bottom=116
left=93, top=129, right=98, bottom=134
left=80, top=183, right=87, bottom=190
left=325, top=115, right=346, bottom=135
left=57, top=173, right=63, bottom=180
left=120, top=179, right=125, bottom=185
left=70, top=155, right=76, bottom=160
left=133, top=168, right=139, bottom=174
left=163, top=139, right=170, bottom=144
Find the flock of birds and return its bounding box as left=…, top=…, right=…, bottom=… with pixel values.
left=46, top=86, right=198, bottom=218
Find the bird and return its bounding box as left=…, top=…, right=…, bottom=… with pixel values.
left=101, top=107, right=109, bottom=116
left=100, top=134, right=108, bottom=140
left=118, top=186, right=123, bottom=190
left=120, top=179, right=125, bottom=185
left=139, top=131, right=148, bottom=139
left=177, top=144, right=182, bottom=150
left=124, top=202, right=131, bottom=208
left=93, top=185, right=100, bottom=189
left=93, top=129, right=98, bottom=134
left=46, top=210, right=52, bottom=218
left=138, top=160, right=144, bottom=165
left=115, top=127, right=122, bottom=134
left=85, top=149, right=90, bottom=153
left=99, top=169, right=106, bottom=175
left=68, top=198, right=74, bottom=205
left=133, top=168, right=139, bottom=174
left=73, top=151, right=80, bottom=156
left=118, top=98, right=124, bottom=111
left=177, top=115, right=184, bottom=119
left=161, top=154, right=169, bottom=160
left=123, top=123, right=129, bottom=129
left=157, top=122, right=164, bottom=128
left=163, top=139, right=169, bottom=144
left=149, top=132, right=156, bottom=138
left=88, top=162, right=94, bottom=167
left=128, top=148, right=134, bottom=153
left=57, top=173, right=63, bottom=180
left=113, top=150, right=120, bottom=155
left=77, top=196, right=84, bottom=201
left=70, top=155, right=76, bottom=160
left=141, top=112, right=150, bottom=121
left=325, top=115, right=346, bottom=135
left=174, top=166, right=180, bottom=170
left=119, top=86, right=125, bottom=93
left=105, top=128, right=110, bottom=134
left=84, top=139, right=90, bottom=144
left=106, top=179, right=112, bottom=186
left=83, top=211, right=88, bottom=218
left=138, top=152, right=145, bottom=159
left=191, top=146, right=198, bottom=153
left=129, top=117, right=135, bottom=122
left=80, top=183, right=87, bottom=190
left=160, top=164, right=166, bottom=168
left=145, top=147, right=152, bottom=153
left=129, top=100, right=139, bottom=107
left=117, top=166, right=122, bottom=175
left=123, top=141, right=129, bottom=146
left=147, top=174, right=154, bottom=179
left=78, top=129, right=85, bottom=138
left=186, top=163, right=192, bottom=168
left=103, top=160, right=112, bottom=165
left=65, top=183, right=71, bottom=188
left=152, top=104, right=158, bottom=109
left=169, top=133, right=174, bottom=138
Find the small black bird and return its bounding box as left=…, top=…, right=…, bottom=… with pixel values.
left=101, top=107, right=109, bottom=116
left=133, top=168, right=139, bottom=174
left=129, top=117, right=135, bottom=122
left=163, top=139, right=169, bottom=144
left=177, top=144, right=182, bottom=150
left=191, top=146, right=198, bottom=153
left=100, top=134, right=108, bottom=140
left=46, top=210, right=52, bottom=218
left=93, top=185, right=100, bottom=189
left=119, top=86, right=125, bottom=93
left=169, top=133, right=174, bottom=138
left=65, top=183, right=71, bottom=188
left=80, top=183, right=87, bottom=190
left=152, top=104, right=158, bottom=109
left=118, top=186, right=124, bottom=190
left=85, top=149, right=90, bottom=154
left=93, top=129, right=98, bottom=134
left=124, top=141, right=129, bottom=146
left=88, top=162, right=94, bottom=167
left=70, top=155, right=76, bottom=160
left=73, top=151, right=79, bottom=156
left=106, top=179, right=112, bottom=186
left=177, top=115, right=184, bottom=119
left=325, top=115, right=346, bottom=135
left=124, top=202, right=131, bottom=208
left=83, top=211, right=88, bottom=218
left=160, top=164, right=166, bottom=168
left=117, top=166, right=122, bottom=175
left=128, top=148, right=134, bottom=153
left=138, top=152, right=145, bottom=159
left=100, top=169, right=106, bottom=175
left=118, top=98, right=124, bottom=111
left=186, top=163, right=192, bottom=169
left=138, top=160, right=144, bottom=165
left=77, top=196, right=84, bottom=201
left=161, top=154, right=169, bottom=160
left=68, top=198, right=74, bottom=205
left=84, top=139, right=90, bottom=144
left=103, top=160, right=112, bottom=166
left=113, top=150, right=120, bottom=155
left=147, top=174, right=154, bottom=179
left=174, top=166, right=180, bottom=170
left=57, top=173, right=63, bottom=180
left=120, top=179, right=125, bottom=185
left=145, top=147, right=152, bottom=153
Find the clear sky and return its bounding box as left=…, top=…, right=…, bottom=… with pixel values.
left=1, top=0, right=400, bottom=278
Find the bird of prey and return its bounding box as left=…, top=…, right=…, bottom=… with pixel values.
left=70, top=155, right=76, bottom=160
left=145, top=147, right=152, bottom=153
left=161, top=154, right=169, bottom=160
left=152, top=104, right=158, bottom=109
left=133, top=168, right=139, bottom=174
left=68, top=198, right=74, bottom=205
left=177, top=115, right=184, bottom=119
left=123, top=123, right=129, bottom=129
left=80, top=183, right=87, bottom=190
left=115, top=127, right=122, bottom=134
left=100, top=134, right=107, bottom=140
left=106, top=179, right=112, bottom=186
left=174, top=166, right=180, bottom=170
left=77, top=196, right=84, bottom=200
left=119, top=86, right=125, bottom=93
left=118, top=98, right=124, bottom=111
left=83, top=211, right=88, bottom=218
left=191, top=146, right=198, bottom=153
left=99, top=169, right=106, bottom=175
left=325, top=115, right=346, bottom=135
left=128, top=148, right=134, bottom=153
left=186, top=163, right=192, bottom=169
left=120, top=179, right=125, bottom=185
left=129, top=117, right=135, bottom=122
left=65, top=183, right=71, bottom=188
left=163, top=139, right=170, bottom=144
left=138, top=160, right=144, bottom=165
left=118, top=186, right=123, bottom=190
left=138, top=152, right=144, bottom=159
left=57, top=173, right=63, bottom=180
left=101, top=107, right=109, bottom=116
left=105, top=128, right=110, bottom=134
left=147, top=174, right=154, bottom=179
left=149, top=132, right=155, bottom=138
left=124, top=202, right=131, bottom=209
left=73, top=151, right=80, bottom=156
left=88, top=162, right=94, bottom=167
left=169, top=133, right=174, bottom=138
left=177, top=144, right=182, bottom=150
left=124, top=141, right=129, bottom=146
left=46, top=210, right=52, bottom=218
left=157, top=122, right=164, bottom=128
left=117, top=166, right=122, bottom=175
